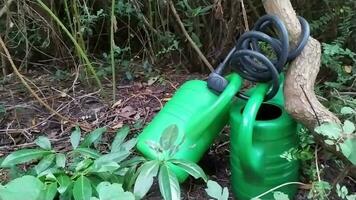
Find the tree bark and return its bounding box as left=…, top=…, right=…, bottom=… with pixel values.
left=261, top=0, right=354, bottom=168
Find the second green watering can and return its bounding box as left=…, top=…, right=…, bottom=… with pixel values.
left=230, top=82, right=300, bottom=199
left=137, top=73, right=242, bottom=182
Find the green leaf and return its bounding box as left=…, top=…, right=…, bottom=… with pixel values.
left=158, top=164, right=180, bottom=200
left=133, top=160, right=160, bottom=199
left=74, top=148, right=101, bottom=159
left=34, top=154, right=56, bottom=175
left=71, top=126, right=81, bottom=149
left=123, top=166, right=138, bottom=191
left=273, top=191, right=290, bottom=200
left=38, top=182, right=57, bottom=200
left=94, top=151, right=130, bottom=167
left=75, top=159, right=93, bottom=172
left=96, top=182, right=135, bottom=200
left=0, top=175, right=44, bottom=200
left=73, top=175, right=92, bottom=200
left=121, top=138, right=137, bottom=152
left=340, top=138, right=356, bottom=165
left=111, top=126, right=130, bottom=152
left=1, top=149, right=51, bottom=167
left=160, top=124, right=179, bottom=150
left=57, top=174, right=72, bottom=194
left=341, top=107, right=355, bottom=115
left=343, top=120, right=355, bottom=134
left=35, top=136, right=52, bottom=150
left=205, top=180, right=222, bottom=199
left=37, top=167, right=61, bottom=178
left=91, top=161, right=120, bottom=173
left=170, top=159, right=207, bottom=182
left=56, top=153, right=66, bottom=168
left=315, top=123, right=342, bottom=140
left=81, top=127, right=107, bottom=147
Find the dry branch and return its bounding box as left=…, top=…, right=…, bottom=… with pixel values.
left=168, top=0, right=214, bottom=72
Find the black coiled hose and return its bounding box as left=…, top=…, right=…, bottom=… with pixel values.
left=209, top=15, right=310, bottom=101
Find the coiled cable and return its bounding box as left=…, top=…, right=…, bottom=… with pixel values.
left=208, top=14, right=310, bottom=101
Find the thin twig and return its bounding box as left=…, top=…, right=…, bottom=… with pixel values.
left=315, top=145, right=321, bottom=182
left=300, top=85, right=321, bottom=126
left=252, top=182, right=310, bottom=199
left=168, top=0, right=214, bottom=72
left=240, top=0, right=250, bottom=31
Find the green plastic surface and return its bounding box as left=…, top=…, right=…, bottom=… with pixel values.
left=136, top=73, right=242, bottom=182
left=230, top=81, right=300, bottom=199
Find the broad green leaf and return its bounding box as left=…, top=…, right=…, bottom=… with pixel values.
left=133, top=160, right=160, bottom=199
left=93, top=151, right=130, bottom=167
left=74, top=148, right=101, bottom=159
left=96, top=182, right=135, bottom=200
left=170, top=159, right=207, bottom=182
left=205, top=180, right=223, bottom=199
left=146, top=140, right=163, bottom=153
left=119, top=156, right=146, bottom=168
left=315, top=123, right=342, bottom=140
left=71, top=126, right=81, bottom=149
left=273, top=191, right=290, bottom=200
left=160, top=125, right=179, bottom=150
left=341, top=107, right=355, bottom=115
left=34, top=154, right=56, bottom=175
left=56, top=153, right=66, bottom=168
left=340, top=138, right=356, bottom=165
left=81, top=127, right=107, bottom=147
left=37, top=167, right=61, bottom=178
left=111, top=126, right=130, bottom=152
left=221, top=187, right=229, bottom=200
left=73, top=176, right=92, bottom=200
left=38, top=182, right=57, bottom=200
left=91, top=161, right=120, bottom=173
left=75, top=159, right=93, bottom=172
left=121, top=138, right=137, bottom=152
left=57, top=174, right=72, bottom=194
left=45, top=172, right=57, bottom=182
left=35, top=136, right=52, bottom=150
left=158, top=164, right=180, bottom=200
left=343, top=120, right=355, bottom=134
left=123, top=166, right=138, bottom=191
left=0, top=175, right=44, bottom=200
left=1, top=149, right=51, bottom=167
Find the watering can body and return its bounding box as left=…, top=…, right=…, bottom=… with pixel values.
left=137, top=73, right=242, bottom=182
left=230, top=83, right=299, bottom=199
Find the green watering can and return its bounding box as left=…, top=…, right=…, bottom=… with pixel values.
left=137, top=73, right=242, bottom=182
left=230, top=81, right=299, bottom=199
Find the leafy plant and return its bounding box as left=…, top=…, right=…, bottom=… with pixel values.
left=315, top=119, right=356, bottom=164
left=133, top=124, right=208, bottom=200
left=336, top=184, right=356, bottom=200
left=307, top=181, right=332, bottom=200
left=0, top=126, right=142, bottom=200
left=205, top=180, right=229, bottom=200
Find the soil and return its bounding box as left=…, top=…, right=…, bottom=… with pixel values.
left=0, top=68, right=354, bottom=199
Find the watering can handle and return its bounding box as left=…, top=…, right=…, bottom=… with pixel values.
left=237, top=83, right=269, bottom=178
left=188, top=73, right=242, bottom=140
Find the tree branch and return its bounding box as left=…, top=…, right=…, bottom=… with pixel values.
left=168, top=0, right=214, bottom=72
